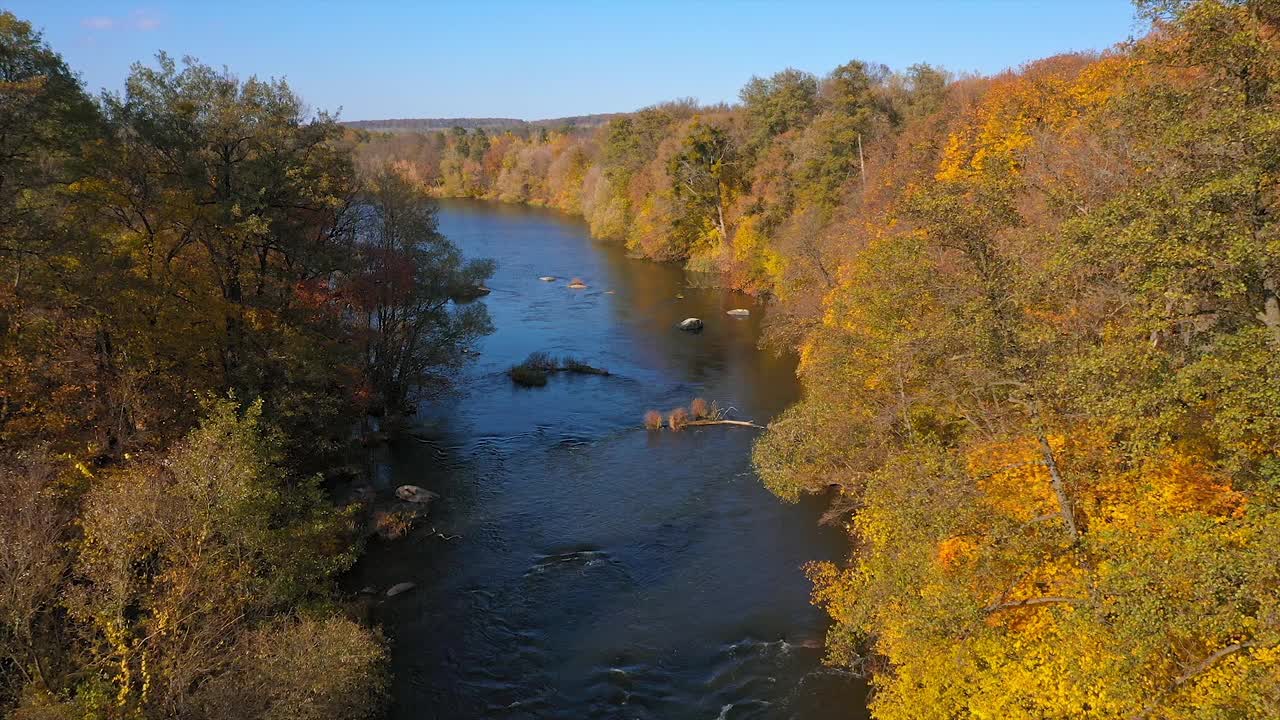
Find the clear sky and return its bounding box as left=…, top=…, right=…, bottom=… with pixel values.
left=9, top=1, right=1144, bottom=122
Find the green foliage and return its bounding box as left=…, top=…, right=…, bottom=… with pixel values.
left=740, top=68, right=820, bottom=149
left=53, top=398, right=372, bottom=718
left=666, top=118, right=746, bottom=254
left=352, top=170, right=494, bottom=410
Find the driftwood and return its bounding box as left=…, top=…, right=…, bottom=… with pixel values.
left=684, top=419, right=763, bottom=429
left=645, top=398, right=762, bottom=431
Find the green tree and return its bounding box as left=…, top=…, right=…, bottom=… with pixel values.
left=739, top=67, right=819, bottom=149
left=349, top=170, right=494, bottom=414
left=667, top=119, right=746, bottom=252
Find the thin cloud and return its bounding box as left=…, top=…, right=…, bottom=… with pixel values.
left=81, top=10, right=161, bottom=32
left=132, top=10, right=161, bottom=31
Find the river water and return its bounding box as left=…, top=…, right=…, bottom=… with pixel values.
left=350, top=199, right=868, bottom=719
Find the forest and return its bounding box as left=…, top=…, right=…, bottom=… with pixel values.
left=0, top=10, right=492, bottom=718
left=2, top=0, right=1278, bottom=717
left=354, top=1, right=1280, bottom=716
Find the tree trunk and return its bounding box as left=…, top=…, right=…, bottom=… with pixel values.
left=1259, top=275, right=1280, bottom=346
left=1038, top=434, right=1079, bottom=542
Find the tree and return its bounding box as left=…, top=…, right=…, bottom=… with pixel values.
left=348, top=171, right=493, bottom=414
left=51, top=398, right=370, bottom=718
left=667, top=118, right=746, bottom=252
left=0, top=12, right=105, bottom=452
left=756, top=5, right=1280, bottom=716
left=72, top=53, right=364, bottom=459
left=739, top=68, right=819, bottom=149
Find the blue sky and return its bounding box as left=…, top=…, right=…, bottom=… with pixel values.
left=9, top=1, right=1143, bottom=121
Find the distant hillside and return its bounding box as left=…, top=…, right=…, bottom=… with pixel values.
left=344, top=113, right=625, bottom=134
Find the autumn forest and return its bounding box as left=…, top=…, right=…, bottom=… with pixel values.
left=3, top=0, right=1280, bottom=718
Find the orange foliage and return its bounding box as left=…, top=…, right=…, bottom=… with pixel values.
left=966, top=437, right=1058, bottom=521
left=689, top=397, right=709, bottom=419
left=935, top=536, right=976, bottom=570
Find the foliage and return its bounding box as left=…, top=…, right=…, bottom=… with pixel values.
left=350, top=170, right=493, bottom=410
left=0, top=14, right=492, bottom=717
left=508, top=352, right=607, bottom=386
left=508, top=364, right=548, bottom=387
left=751, top=2, right=1280, bottom=717
left=352, top=62, right=936, bottom=295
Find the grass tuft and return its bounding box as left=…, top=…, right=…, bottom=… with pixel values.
left=643, top=410, right=663, bottom=430
left=668, top=407, right=689, bottom=431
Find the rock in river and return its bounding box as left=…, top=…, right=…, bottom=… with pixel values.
left=726, top=308, right=750, bottom=317
left=567, top=279, right=588, bottom=289
left=396, top=485, right=439, bottom=504
left=386, top=582, right=416, bottom=598
left=539, top=276, right=557, bottom=282
left=678, top=318, right=704, bottom=332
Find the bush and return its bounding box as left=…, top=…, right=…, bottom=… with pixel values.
left=690, top=397, right=709, bottom=419
left=668, top=407, right=689, bottom=431
left=561, top=355, right=609, bottom=375
left=192, top=616, right=387, bottom=720
left=373, top=510, right=415, bottom=540
left=521, top=351, right=559, bottom=371
left=643, top=410, right=663, bottom=430
left=509, top=365, right=548, bottom=387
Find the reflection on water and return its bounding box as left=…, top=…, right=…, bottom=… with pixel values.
left=349, top=199, right=868, bottom=719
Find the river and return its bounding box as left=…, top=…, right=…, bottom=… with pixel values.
left=349, top=199, right=868, bottom=719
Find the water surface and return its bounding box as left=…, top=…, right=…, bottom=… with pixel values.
left=352, top=199, right=868, bottom=719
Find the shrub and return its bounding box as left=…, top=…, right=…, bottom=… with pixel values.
left=690, top=397, right=709, bottom=419
left=509, top=365, right=548, bottom=387
left=561, top=355, right=609, bottom=375
left=522, top=351, right=558, bottom=371
left=192, top=616, right=387, bottom=720
left=373, top=510, right=415, bottom=540
left=668, top=407, right=689, bottom=431
left=643, top=410, right=663, bottom=430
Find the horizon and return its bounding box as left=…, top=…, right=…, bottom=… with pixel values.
left=7, top=1, right=1142, bottom=122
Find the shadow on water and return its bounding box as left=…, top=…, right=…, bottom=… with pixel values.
left=347, top=199, right=869, bottom=719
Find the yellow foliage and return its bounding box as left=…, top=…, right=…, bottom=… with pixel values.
left=936, top=55, right=1127, bottom=183
left=966, top=437, right=1058, bottom=521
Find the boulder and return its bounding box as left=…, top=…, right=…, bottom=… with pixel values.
left=396, top=485, right=439, bottom=504
left=567, top=279, right=588, bottom=289
left=678, top=318, right=704, bottom=332
left=726, top=308, right=750, bottom=317
left=539, top=276, right=557, bottom=282
left=385, top=582, right=416, bottom=598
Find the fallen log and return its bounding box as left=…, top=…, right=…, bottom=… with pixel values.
left=682, top=419, right=764, bottom=429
